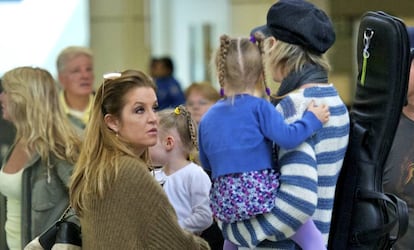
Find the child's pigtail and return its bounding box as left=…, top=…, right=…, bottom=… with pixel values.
left=219, top=34, right=231, bottom=97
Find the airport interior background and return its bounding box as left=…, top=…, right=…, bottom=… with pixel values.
left=0, top=0, right=414, bottom=160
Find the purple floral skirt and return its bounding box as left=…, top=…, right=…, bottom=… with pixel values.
left=210, top=168, right=279, bottom=223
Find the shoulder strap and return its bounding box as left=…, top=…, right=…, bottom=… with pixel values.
left=59, top=205, right=73, bottom=221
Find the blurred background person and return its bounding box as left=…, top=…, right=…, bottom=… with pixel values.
left=185, top=81, right=221, bottom=124
left=0, top=67, right=81, bottom=250
left=150, top=56, right=186, bottom=110
left=383, top=27, right=414, bottom=250
left=56, top=46, right=95, bottom=130
left=183, top=82, right=223, bottom=249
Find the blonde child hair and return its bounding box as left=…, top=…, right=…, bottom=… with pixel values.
left=157, top=105, right=199, bottom=164
left=213, top=34, right=270, bottom=98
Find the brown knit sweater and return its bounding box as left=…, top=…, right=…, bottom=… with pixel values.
left=80, top=156, right=210, bottom=250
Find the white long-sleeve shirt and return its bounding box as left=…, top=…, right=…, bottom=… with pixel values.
left=153, top=162, right=213, bottom=233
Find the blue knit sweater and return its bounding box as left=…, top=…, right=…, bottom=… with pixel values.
left=198, top=94, right=322, bottom=179
left=218, top=85, right=350, bottom=249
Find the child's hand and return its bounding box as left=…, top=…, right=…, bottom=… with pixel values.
left=307, top=100, right=330, bottom=124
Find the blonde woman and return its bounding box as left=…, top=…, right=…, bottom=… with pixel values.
left=223, top=0, right=351, bottom=249
left=0, top=67, right=82, bottom=250
left=70, top=69, right=210, bottom=249
left=198, top=34, right=330, bottom=250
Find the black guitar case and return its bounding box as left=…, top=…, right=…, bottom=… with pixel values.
left=328, top=11, right=410, bottom=250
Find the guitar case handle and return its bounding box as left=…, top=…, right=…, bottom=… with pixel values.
left=350, top=189, right=408, bottom=246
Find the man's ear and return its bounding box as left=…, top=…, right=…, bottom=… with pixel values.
left=104, top=114, right=119, bottom=133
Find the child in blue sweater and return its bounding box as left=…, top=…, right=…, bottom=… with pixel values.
left=198, top=34, right=329, bottom=250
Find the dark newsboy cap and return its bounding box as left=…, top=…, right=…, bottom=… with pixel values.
left=251, top=0, right=336, bottom=54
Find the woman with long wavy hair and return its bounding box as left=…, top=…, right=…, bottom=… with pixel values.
left=70, top=69, right=210, bottom=249
left=0, top=66, right=81, bottom=250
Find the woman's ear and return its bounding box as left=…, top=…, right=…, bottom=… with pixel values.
left=104, top=114, right=119, bottom=133
left=267, top=37, right=277, bottom=51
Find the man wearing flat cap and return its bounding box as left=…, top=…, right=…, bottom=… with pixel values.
left=219, top=0, right=350, bottom=249
left=383, top=27, right=414, bottom=250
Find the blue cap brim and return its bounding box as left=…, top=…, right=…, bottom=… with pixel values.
left=250, top=25, right=272, bottom=38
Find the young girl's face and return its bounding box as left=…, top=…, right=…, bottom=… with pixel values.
left=149, top=133, right=168, bottom=166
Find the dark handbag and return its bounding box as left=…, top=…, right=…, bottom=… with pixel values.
left=328, top=11, right=410, bottom=250
left=24, top=206, right=81, bottom=250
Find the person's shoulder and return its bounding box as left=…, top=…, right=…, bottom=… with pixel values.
left=161, top=76, right=181, bottom=85
left=242, top=94, right=270, bottom=104
left=277, top=90, right=306, bottom=107
left=302, top=84, right=337, bottom=96
left=115, top=156, right=156, bottom=189
left=275, top=94, right=307, bottom=121
left=186, top=163, right=211, bottom=183
left=48, top=154, right=76, bottom=185
left=50, top=154, right=74, bottom=168
left=253, top=96, right=278, bottom=111
left=187, top=162, right=206, bottom=172
left=206, top=100, right=222, bottom=112
left=118, top=155, right=149, bottom=174
left=199, top=101, right=222, bottom=121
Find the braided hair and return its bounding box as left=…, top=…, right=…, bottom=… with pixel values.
left=157, top=105, right=200, bottom=164
left=214, top=34, right=268, bottom=97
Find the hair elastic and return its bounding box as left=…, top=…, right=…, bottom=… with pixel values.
left=219, top=88, right=225, bottom=97
left=265, top=87, right=271, bottom=96
left=249, top=35, right=257, bottom=43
